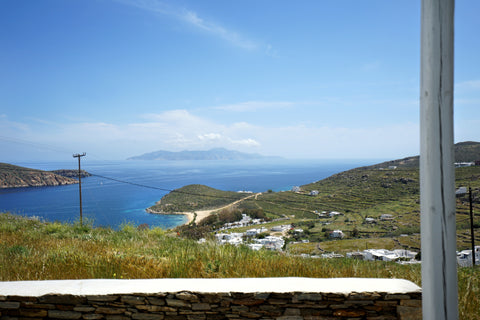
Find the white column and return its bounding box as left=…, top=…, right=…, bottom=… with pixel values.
left=420, top=0, right=458, bottom=319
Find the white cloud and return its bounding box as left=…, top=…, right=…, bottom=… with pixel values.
left=117, top=0, right=259, bottom=50
left=213, top=101, right=295, bottom=112
left=456, top=80, right=480, bottom=90
left=229, top=138, right=261, bottom=147
left=0, top=115, right=30, bottom=133
left=1, top=109, right=424, bottom=161
left=181, top=10, right=257, bottom=50
left=198, top=133, right=222, bottom=141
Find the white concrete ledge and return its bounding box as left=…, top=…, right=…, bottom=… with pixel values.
left=0, top=278, right=421, bottom=296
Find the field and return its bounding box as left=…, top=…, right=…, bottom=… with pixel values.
left=0, top=213, right=479, bottom=319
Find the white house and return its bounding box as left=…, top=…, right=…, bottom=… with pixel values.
left=245, top=229, right=259, bottom=236
left=365, top=217, right=376, bottom=224
left=329, top=211, right=342, bottom=217
left=393, top=249, right=418, bottom=260
left=380, top=214, right=394, bottom=221
left=246, top=227, right=268, bottom=236
left=455, top=162, right=474, bottom=168
left=363, top=249, right=399, bottom=262
left=457, top=246, right=480, bottom=267
left=309, top=190, right=319, bottom=196
left=455, top=187, right=468, bottom=195
left=330, top=230, right=344, bottom=239
left=352, top=249, right=418, bottom=262
left=270, top=226, right=283, bottom=232
left=291, top=186, right=301, bottom=192
left=270, top=225, right=291, bottom=232
left=255, top=236, right=285, bottom=251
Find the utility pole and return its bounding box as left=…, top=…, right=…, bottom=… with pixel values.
left=420, top=0, right=457, bottom=319
left=73, top=153, right=86, bottom=225
left=469, top=187, right=476, bottom=267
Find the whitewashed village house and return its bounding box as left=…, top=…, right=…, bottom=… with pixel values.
left=346, top=249, right=418, bottom=262
left=380, top=214, right=394, bottom=221
left=330, top=230, right=345, bottom=239
left=457, top=246, right=480, bottom=267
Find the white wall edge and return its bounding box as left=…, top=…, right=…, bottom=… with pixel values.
left=0, top=278, right=421, bottom=297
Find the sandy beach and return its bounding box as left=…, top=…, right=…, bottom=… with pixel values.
left=183, top=209, right=211, bottom=225
left=148, top=193, right=259, bottom=226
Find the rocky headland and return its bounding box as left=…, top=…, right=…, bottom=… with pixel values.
left=0, top=163, right=81, bottom=188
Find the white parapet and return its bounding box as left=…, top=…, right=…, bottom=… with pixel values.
left=0, top=278, right=421, bottom=297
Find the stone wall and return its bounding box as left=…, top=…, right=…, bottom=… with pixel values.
left=0, top=278, right=421, bottom=320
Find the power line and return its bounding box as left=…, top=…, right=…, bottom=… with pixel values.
left=89, top=173, right=250, bottom=202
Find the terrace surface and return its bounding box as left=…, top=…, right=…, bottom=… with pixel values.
left=0, top=277, right=421, bottom=296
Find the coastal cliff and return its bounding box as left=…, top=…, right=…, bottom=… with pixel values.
left=0, top=163, right=80, bottom=188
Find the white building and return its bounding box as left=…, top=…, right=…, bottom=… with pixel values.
left=270, top=225, right=291, bottom=232
left=245, top=227, right=268, bottom=237
left=329, top=211, right=342, bottom=217
left=380, top=214, right=394, bottom=221
left=255, top=236, right=285, bottom=251
left=455, top=162, right=474, bottom=168
left=215, top=233, right=244, bottom=245
left=330, top=230, right=344, bottom=239
left=346, top=249, right=418, bottom=262
left=455, top=187, right=468, bottom=195
left=457, top=246, right=480, bottom=267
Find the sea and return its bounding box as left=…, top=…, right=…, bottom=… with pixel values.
left=0, top=159, right=377, bottom=229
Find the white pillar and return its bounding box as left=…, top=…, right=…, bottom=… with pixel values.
left=420, top=0, right=458, bottom=319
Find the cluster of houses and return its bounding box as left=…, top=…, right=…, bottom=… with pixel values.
left=218, top=214, right=264, bottom=231
left=296, top=248, right=419, bottom=264
left=309, top=246, right=480, bottom=267
left=211, top=214, right=291, bottom=251
left=214, top=229, right=286, bottom=251
left=315, top=210, right=343, bottom=218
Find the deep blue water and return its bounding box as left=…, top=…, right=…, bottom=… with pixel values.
left=0, top=159, right=376, bottom=229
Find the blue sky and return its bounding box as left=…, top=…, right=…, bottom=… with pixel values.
left=1, top=0, right=479, bottom=161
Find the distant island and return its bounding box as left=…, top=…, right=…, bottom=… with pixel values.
left=128, top=148, right=281, bottom=161
left=0, top=163, right=90, bottom=189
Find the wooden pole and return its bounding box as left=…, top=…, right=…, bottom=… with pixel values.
left=73, top=153, right=86, bottom=225
left=420, top=0, right=457, bottom=319
left=469, top=187, right=476, bottom=267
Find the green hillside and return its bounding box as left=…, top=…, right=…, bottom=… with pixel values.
left=362, top=141, right=480, bottom=169
left=185, top=142, right=480, bottom=251
left=148, top=184, right=250, bottom=213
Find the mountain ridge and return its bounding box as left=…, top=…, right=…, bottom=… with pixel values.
left=127, top=148, right=280, bottom=161
left=361, top=141, right=480, bottom=169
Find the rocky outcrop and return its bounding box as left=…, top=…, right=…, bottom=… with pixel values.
left=0, top=163, right=79, bottom=188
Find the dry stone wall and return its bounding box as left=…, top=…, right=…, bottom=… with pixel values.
left=0, top=278, right=421, bottom=320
